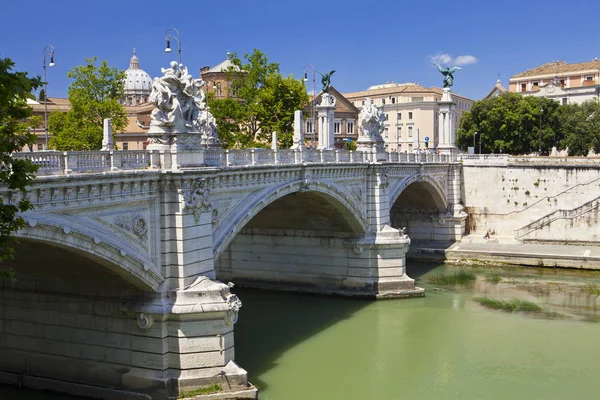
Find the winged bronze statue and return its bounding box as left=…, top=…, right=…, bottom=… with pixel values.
left=434, top=64, right=462, bottom=88
left=317, top=70, right=336, bottom=93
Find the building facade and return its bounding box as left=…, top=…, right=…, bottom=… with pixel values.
left=509, top=59, right=600, bottom=105
left=344, top=83, right=473, bottom=152
left=200, top=51, right=238, bottom=99
left=303, top=87, right=359, bottom=148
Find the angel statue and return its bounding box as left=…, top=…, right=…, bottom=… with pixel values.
left=434, top=64, right=462, bottom=88
left=317, top=70, right=336, bottom=93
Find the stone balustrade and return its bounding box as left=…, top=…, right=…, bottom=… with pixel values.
left=14, top=148, right=452, bottom=176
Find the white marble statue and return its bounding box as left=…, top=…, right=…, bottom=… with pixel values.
left=358, top=98, right=385, bottom=140
left=149, top=62, right=217, bottom=137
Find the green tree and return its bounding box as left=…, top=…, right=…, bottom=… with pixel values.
left=558, top=101, right=600, bottom=156
left=38, top=88, right=45, bottom=102
left=456, top=92, right=560, bottom=155
left=209, top=49, right=309, bottom=149
left=0, top=58, right=41, bottom=278
left=49, top=57, right=127, bottom=150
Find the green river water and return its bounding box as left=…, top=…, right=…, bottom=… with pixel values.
left=2, top=262, right=600, bottom=399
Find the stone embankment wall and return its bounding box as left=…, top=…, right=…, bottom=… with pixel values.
left=462, top=158, right=600, bottom=242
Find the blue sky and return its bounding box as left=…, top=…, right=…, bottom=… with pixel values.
left=2, top=0, right=599, bottom=100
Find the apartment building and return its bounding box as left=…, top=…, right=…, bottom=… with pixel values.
left=343, top=83, right=473, bottom=151
left=509, top=59, right=600, bottom=105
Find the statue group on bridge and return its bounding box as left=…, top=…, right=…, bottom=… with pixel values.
left=149, top=61, right=219, bottom=146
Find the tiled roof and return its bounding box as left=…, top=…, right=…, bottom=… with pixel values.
left=511, top=60, right=600, bottom=79
left=343, top=84, right=472, bottom=101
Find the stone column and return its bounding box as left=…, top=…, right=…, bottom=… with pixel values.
left=437, top=88, right=457, bottom=159
left=316, top=93, right=336, bottom=149
left=101, top=118, right=114, bottom=151
left=122, top=174, right=255, bottom=398
left=343, top=165, right=424, bottom=298
left=291, top=110, right=304, bottom=150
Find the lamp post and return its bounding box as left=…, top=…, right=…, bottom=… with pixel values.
left=303, top=64, right=316, bottom=147
left=539, top=107, right=544, bottom=155
left=473, top=131, right=478, bottom=154
left=43, top=44, right=55, bottom=150
left=164, top=28, right=181, bottom=64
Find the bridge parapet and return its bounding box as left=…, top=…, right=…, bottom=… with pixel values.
left=15, top=148, right=452, bottom=176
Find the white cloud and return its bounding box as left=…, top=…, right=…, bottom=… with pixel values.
left=454, top=55, right=478, bottom=66
left=428, top=53, right=478, bottom=67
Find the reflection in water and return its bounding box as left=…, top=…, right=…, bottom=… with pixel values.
left=3, top=262, right=600, bottom=400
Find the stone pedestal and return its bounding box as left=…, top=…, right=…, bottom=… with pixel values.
left=147, top=129, right=205, bottom=170
left=437, top=88, right=457, bottom=159
left=101, top=118, right=114, bottom=151
left=316, top=93, right=336, bottom=149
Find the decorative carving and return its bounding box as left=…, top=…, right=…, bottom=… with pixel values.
left=114, top=214, right=148, bottom=242
left=182, top=178, right=212, bottom=222
left=221, top=284, right=242, bottom=326
left=379, top=168, right=390, bottom=189
left=299, top=178, right=311, bottom=193
left=319, top=92, right=336, bottom=107
left=400, top=227, right=411, bottom=245
left=359, top=98, right=385, bottom=138
left=148, top=61, right=220, bottom=148
left=353, top=244, right=363, bottom=254
left=137, top=313, right=154, bottom=329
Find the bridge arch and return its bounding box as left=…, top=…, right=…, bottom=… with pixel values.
left=389, top=174, right=449, bottom=242
left=16, top=213, right=163, bottom=291
left=213, top=180, right=367, bottom=259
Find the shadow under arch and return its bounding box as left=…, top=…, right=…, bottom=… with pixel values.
left=213, top=180, right=367, bottom=260
left=15, top=216, right=163, bottom=291
left=390, top=175, right=449, bottom=242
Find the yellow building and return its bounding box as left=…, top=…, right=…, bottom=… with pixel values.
left=509, top=59, right=600, bottom=105
left=343, top=83, right=473, bottom=151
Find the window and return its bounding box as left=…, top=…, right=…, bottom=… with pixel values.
left=216, top=82, right=222, bottom=96
left=123, top=142, right=129, bottom=151
left=562, top=98, right=568, bottom=105
left=408, top=126, right=413, bottom=138
left=382, top=98, right=386, bottom=105
left=362, top=100, right=365, bottom=105
left=347, top=121, right=354, bottom=134
left=560, top=79, right=566, bottom=88
left=397, top=112, right=402, bottom=120
left=533, top=82, right=539, bottom=87
left=385, top=113, right=389, bottom=121
left=408, top=112, right=413, bottom=120
left=521, top=83, right=527, bottom=92
left=384, top=127, right=389, bottom=138
left=397, top=126, right=402, bottom=137
left=409, top=143, right=413, bottom=151
left=143, top=141, right=147, bottom=150
left=334, top=121, right=341, bottom=134
left=306, top=120, right=314, bottom=134
left=391, top=97, right=396, bottom=104
left=586, top=76, right=594, bottom=81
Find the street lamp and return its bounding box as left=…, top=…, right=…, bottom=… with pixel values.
left=303, top=64, right=316, bottom=147
left=164, top=27, right=181, bottom=64
left=539, top=107, right=544, bottom=155
left=43, top=44, right=55, bottom=150
left=473, top=131, right=478, bottom=154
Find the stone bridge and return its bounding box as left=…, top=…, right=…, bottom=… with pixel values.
left=0, top=148, right=465, bottom=399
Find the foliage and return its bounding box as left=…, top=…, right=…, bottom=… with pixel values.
left=49, top=57, right=127, bottom=151
left=428, top=270, right=476, bottom=285
left=38, top=88, right=45, bottom=102
left=557, top=101, right=600, bottom=156
left=456, top=92, right=560, bottom=155
left=178, top=384, right=221, bottom=398
left=474, top=297, right=543, bottom=313
left=0, top=58, right=41, bottom=271
left=209, top=49, right=309, bottom=149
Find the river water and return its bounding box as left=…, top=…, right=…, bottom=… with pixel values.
left=3, top=262, right=600, bottom=399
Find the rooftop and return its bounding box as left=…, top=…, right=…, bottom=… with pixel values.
left=343, top=83, right=473, bottom=101
left=510, top=59, right=600, bottom=79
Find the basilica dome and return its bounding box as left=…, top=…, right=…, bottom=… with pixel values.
left=123, top=50, right=152, bottom=105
